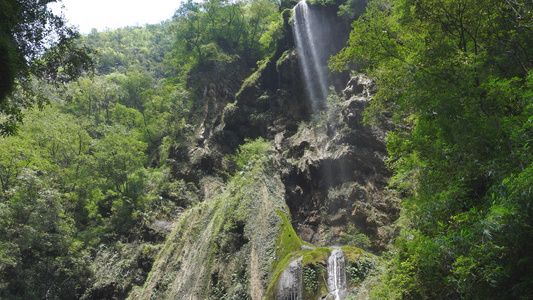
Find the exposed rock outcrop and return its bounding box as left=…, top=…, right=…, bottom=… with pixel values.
left=168, top=48, right=399, bottom=255
left=220, top=50, right=399, bottom=252
left=278, top=74, right=400, bottom=253
left=276, top=257, right=303, bottom=300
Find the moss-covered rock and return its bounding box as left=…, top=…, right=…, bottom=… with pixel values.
left=265, top=244, right=376, bottom=300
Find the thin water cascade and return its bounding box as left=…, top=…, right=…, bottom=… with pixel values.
left=292, top=0, right=336, bottom=112
left=292, top=0, right=341, bottom=190
left=283, top=3, right=351, bottom=299
left=327, top=249, right=348, bottom=300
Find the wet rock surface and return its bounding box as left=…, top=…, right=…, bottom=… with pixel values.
left=169, top=45, right=400, bottom=254
left=277, top=257, right=304, bottom=300
left=274, top=72, right=400, bottom=253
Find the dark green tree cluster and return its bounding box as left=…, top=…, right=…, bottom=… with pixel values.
left=331, top=0, right=533, bottom=298
left=85, top=23, right=174, bottom=77
left=170, top=0, right=281, bottom=74
left=0, top=106, right=150, bottom=298
left=0, top=0, right=289, bottom=296
left=0, top=0, right=93, bottom=136
left=0, top=22, right=194, bottom=299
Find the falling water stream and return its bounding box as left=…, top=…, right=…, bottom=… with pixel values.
left=327, top=249, right=348, bottom=300
left=287, top=2, right=349, bottom=299
left=292, top=0, right=336, bottom=112
left=293, top=0, right=341, bottom=190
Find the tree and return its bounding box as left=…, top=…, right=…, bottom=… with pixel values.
left=0, top=0, right=93, bottom=136
left=0, top=108, right=95, bottom=299
left=243, top=0, right=280, bottom=60
left=90, top=125, right=148, bottom=234
left=170, top=0, right=280, bottom=73
left=69, top=75, right=123, bottom=123
left=331, top=0, right=533, bottom=298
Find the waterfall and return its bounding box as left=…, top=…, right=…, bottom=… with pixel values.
left=292, top=0, right=336, bottom=112
left=292, top=0, right=347, bottom=190
left=278, top=3, right=351, bottom=299
left=327, top=249, right=348, bottom=300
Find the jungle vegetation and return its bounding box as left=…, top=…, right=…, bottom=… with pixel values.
left=331, top=0, right=533, bottom=298
left=0, top=0, right=282, bottom=298
left=0, top=0, right=532, bottom=299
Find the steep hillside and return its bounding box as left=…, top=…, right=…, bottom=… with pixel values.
left=133, top=140, right=289, bottom=299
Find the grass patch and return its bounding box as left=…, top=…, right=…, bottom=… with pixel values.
left=264, top=210, right=305, bottom=298
left=236, top=59, right=269, bottom=98
left=275, top=210, right=304, bottom=261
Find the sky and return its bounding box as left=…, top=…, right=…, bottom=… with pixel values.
left=49, top=0, right=182, bottom=34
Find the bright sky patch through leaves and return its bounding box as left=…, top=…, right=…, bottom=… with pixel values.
left=49, top=0, right=181, bottom=34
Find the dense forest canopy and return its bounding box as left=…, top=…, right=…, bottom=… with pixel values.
left=0, top=0, right=532, bottom=299
left=0, top=0, right=285, bottom=298
left=332, top=0, right=533, bottom=298
left=171, top=0, right=280, bottom=68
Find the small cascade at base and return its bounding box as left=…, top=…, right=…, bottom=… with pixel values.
left=327, top=249, right=348, bottom=300
left=276, top=257, right=303, bottom=300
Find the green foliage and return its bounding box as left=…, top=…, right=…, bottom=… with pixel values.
left=230, top=270, right=251, bottom=300
left=300, top=249, right=330, bottom=298
left=0, top=99, right=154, bottom=297
left=84, top=242, right=159, bottom=300
left=91, top=125, right=149, bottom=234
left=84, top=23, right=173, bottom=76
left=170, top=0, right=280, bottom=76
left=337, top=0, right=370, bottom=24
left=230, top=137, right=273, bottom=170
left=0, top=0, right=93, bottom=136
left=137, top=137, right=286, bottom=299
left=340, top=225, right=371, bottom=249
left=303, top=265, right=319, bottom=292
left=332, top=0, right=533, bottom=298
left=0, top=166, right=91, bottom=299
left=307, top=0, right=337, bottom=7
left=347, top=254, right=376, bottom=284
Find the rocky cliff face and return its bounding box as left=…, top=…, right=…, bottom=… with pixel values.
left=278, top=73, right=400, bottom=253
left=191, top=50, right=400, bottom=253
left=136, top=4, right=400, bottom=299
